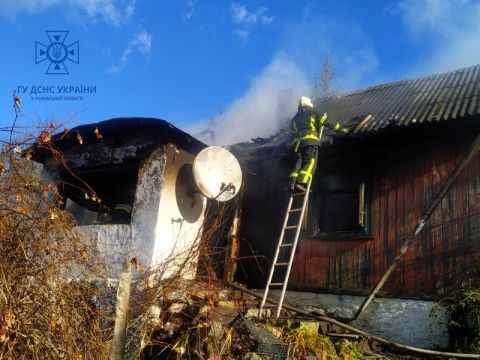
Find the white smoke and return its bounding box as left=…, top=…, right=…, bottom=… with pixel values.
left=207, top=53, right=309, bottom=145
left=188, top=9, right=383, bottom=146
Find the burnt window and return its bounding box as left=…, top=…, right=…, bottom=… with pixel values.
left=58, top=164, right=139, bottom=226
left=309, top=161, right=371, bottom=238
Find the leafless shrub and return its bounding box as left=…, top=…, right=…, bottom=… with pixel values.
left=0, top=143, right=111, bottom=358
left=0, top=93, right=248, bottom=359
left=120, top=201, right=236, bottom=358
left=0, top=93, right=117, bottom=359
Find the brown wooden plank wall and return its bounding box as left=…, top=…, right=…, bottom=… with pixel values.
left=288, top=131, right=480, bottom=298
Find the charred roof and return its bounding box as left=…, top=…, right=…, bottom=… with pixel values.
left=32, top=117, right=206, bottom=164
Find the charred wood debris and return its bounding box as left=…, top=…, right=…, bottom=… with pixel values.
left=138, top=276, right=480, bottom=360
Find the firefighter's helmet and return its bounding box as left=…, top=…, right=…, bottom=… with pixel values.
left=298, top=96, right=313, bottom=108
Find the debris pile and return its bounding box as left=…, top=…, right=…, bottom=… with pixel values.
left=138, top=278, right=391, bottom=360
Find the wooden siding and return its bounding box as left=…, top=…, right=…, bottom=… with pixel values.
left=289, top=130, right=480, bottom=298
left=236, top=123, right=480, bottom=299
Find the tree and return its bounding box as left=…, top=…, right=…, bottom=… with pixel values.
left=312, top=50, right=335, bottom=101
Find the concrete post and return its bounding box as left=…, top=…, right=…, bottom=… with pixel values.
left=110, top=259, right=132, bottom=360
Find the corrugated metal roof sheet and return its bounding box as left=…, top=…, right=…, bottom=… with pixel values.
left=315, top=64, right=480, bottom=134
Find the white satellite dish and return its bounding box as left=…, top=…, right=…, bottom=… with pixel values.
left=193, top=146, right=242, bottom=202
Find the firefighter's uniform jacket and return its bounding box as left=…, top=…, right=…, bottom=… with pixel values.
left=289, top=108, right=346, bottom=187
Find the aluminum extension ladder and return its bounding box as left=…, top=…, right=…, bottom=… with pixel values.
left=259, top=126, right=324, bottom=318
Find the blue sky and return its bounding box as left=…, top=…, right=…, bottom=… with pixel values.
left=1, top=0, right=480, bottom=144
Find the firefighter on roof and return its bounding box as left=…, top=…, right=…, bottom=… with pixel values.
left=288, top=96, right=349, bottom=192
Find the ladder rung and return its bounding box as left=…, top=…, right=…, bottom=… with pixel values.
left=279, top=243, right=293, bottom=247
left=289, top=208, right=302, bottom=212
left=275, top=262, right=289, bottom=266
left=285, top=225, right=297, bottom=229
left=269, top=283, right=284, bottom=286
left=292, top=191, right=306, bottom=196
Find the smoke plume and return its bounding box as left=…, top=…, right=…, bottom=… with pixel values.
left=206, top=53, right=309, bottom=145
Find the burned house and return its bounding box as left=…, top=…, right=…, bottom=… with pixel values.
left=231, top=64, right=480, bottom=348
left=28, top=65, right=480, bottom=351
left=33, top=118, right=208, bottom=277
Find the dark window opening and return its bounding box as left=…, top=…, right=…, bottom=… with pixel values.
left=309, top=162, right=371, bottom=238
left=58, top=164, right=139, bottom=226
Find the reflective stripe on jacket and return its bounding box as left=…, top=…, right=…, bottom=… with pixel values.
left=290, top=108, right=343, bottom=147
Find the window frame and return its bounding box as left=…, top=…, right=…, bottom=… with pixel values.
left=309, top=157, right=373, bottom=240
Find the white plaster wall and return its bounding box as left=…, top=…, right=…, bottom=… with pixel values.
left=68, top=145, right=206, bottom=279
left=150, top=146, right=207, bottom=278
left=72, top=150, right=167, bottom=277
left=130, top=148, right=167, bottom=268
left=79, top=224, right=132, bottom=275
left=269, top=290, right=449, bottom=350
